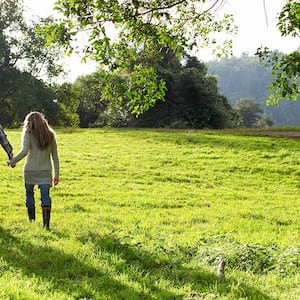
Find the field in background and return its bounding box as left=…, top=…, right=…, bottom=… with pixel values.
left=0, top=128, right=299, bottom=299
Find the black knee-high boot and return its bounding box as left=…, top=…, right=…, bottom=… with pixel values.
left=42, top=207, right=51, bottom=230
left=27, top=206, right=35, bottom=222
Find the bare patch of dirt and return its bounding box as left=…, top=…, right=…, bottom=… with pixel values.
left=258, top=131, right=300, bottom=140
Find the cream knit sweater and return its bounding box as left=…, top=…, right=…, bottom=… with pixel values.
left=11, top=133, right=59, bottom=185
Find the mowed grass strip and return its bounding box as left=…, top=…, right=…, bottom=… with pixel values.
left=0, top=128, right=299, bottom=299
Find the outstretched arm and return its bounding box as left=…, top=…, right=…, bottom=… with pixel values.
left=0, top=125, right=13, bottom=160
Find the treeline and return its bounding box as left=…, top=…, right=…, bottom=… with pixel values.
left=1, top=43, right=238, bottom=129
left=3, top=48, right=297, bottom=129
left=1, top=0, right=236, bottom=130
left=71, top=53, right=236, bottom=129
left=0, top=0, right=71, bottom=128
left=2, top=0, right=298, bottom=129
left=207, top=53, right=300, bottom=126
left=3, top=51, right=293, bottom=129
left=3, top=52, right=289, bottom=129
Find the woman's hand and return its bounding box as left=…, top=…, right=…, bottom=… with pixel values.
left=7, top=160, right=16, bottom=168
left=53, top=178, right=59, bottom=186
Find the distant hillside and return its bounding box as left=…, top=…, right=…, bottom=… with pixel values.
left=207, top=54, right=300, bottom=126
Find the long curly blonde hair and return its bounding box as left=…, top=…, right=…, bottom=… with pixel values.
left=23, top=112, right=55, bottom=150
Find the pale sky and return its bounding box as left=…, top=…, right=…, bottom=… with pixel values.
left=23, top=0, right=299, bottom=82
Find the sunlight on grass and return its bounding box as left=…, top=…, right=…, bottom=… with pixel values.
left=0, top=128, right=299, bottom=299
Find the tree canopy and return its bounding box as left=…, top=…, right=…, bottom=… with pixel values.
left=70, top=51, right=235, bottom=129
left=39, top=0, right=237, bottom=115
left=39, top=0, right=300, bottom=109
left=0, top=0, right=70, bottom=127
left=256, top=0, right=300, bottom=104
left=134, top=52, right=235, bottom=128
left=41, top=0, right=236, bottom=64
left=0, top=0, right=64, bottom=81
left=235, top=98, right=273, bottom=128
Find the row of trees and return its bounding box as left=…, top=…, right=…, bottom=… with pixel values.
left=0, top=0, right=72, bottom=127
left=0, top=0, right=234, bottom=129
left=42, top=0, right=300, bottom=107
left=1, top=0, right=299, bottom=129
left=71, top=52, right=236, bottom=129
left=1, top=50, right=271, bottom=129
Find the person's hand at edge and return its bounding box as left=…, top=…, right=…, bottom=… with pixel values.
left=7, top=160, right=16, bottom=168
left=53, top=178, right=59, bottom=186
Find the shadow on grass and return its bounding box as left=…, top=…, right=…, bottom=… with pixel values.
left=0, top=226, right=165, bottom=299
left=78, top=232, right=277, bottom=300
left=0, top=225, right=277, bottom=299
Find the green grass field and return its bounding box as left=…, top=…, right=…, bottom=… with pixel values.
left=0, top=128, right=299, bottom=299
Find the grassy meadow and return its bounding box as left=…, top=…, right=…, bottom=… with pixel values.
left=0, top=128, right=299, bottom=299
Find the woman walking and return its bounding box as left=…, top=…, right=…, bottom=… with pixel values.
left=8, top=112, right=59, bottom=230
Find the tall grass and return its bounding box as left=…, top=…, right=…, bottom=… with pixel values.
left=0, top=128, right=299, bottom=299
